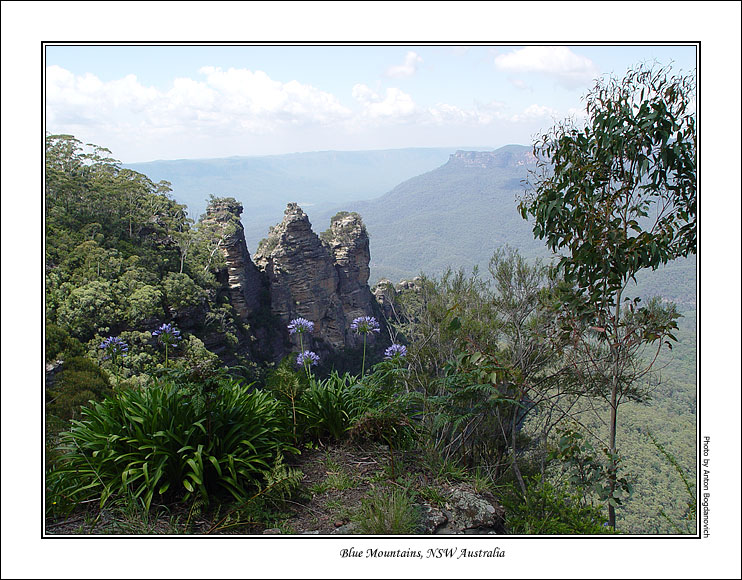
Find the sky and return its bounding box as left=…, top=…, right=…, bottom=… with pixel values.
left=44, top=43, right=697, bottom=162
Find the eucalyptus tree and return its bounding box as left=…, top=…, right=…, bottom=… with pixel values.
left=519, top=62, right=696, bottom=529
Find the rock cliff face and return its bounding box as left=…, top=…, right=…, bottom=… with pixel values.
left=201, top=198, right=265, bottom=321
left=449, top=148, right=536, bottom=169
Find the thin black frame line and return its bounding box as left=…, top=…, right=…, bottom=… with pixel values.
left=40, top=41, right=701, bottom=540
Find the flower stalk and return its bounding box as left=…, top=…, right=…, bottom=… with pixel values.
left=351, top=316, right=380, bottom=376
left=153, top=323, right=181, bottom=368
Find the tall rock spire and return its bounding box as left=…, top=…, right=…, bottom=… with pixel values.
left=201, top=197, right=264, bottom=320
left=254, top=203, right=380, bottom=352
left=254, top=203, right=345, bottom=349
left=321, top=211, right=377, bottom=345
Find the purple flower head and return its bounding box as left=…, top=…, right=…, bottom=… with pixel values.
left=384, top=343, right=407, bottom=360
left=152, top=323, right=182, bottom=345
left=288, top=318, right=315, bottom=335
left=99, top=336, right=128, bottom=359
left=350, top=316, right=380, bottom=335
left=296, top=350, right=320, bottom=367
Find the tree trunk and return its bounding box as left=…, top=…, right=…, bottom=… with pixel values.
left=608, top=293, right=622, bottom=530
left=511, top=405, right=527, bottom=496
left=608, top=380, right=618, bottom=529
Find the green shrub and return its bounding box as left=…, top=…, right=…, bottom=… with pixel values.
left=349, top=405, right=417, bottom=448
left=162, top=272, right=206, bottom=310
left=57, top=279, right=122, bottom=339
left=45, top=323, right=85, bottom=361
left=126, top=284, right=164, bottom=324
left=497, top=474, right=611, bottom=535
left=46, top=356, right=111, bottom=421
left=263, top=359, right=309, bottom=441
left=47, top=377, right=293, bottom=515
left=348, top=366, right=418, bottom=447
left=207, top=454, right=306, bottom=534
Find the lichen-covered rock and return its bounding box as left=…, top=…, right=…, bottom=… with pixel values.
left=432, top=486, right=506, bottom=534
left=331, top=521, right=360, bottom=535
left=418, top=505, right=448, bottom=534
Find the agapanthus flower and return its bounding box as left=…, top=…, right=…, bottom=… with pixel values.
left=152, top=323, right=181, bottom=345
left=384, top=343, right=407, bottom=360
left=288, top=318, right=315, bottom=335
left=296, top=350, right=320, bottom=367
left=350, top=316, right=380, bottom=335
left=99, top=336, right=128, bottom=359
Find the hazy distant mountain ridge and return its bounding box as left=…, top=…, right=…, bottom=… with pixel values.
left=125, top=147, right=464, bottom=250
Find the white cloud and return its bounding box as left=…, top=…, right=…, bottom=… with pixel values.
left=46, top=65, right=353, bottom=139
left=352, top=84, right=417, bottom=121
left=352, top=84, right=511, bottom=128
left=351, top=83, right=378, bottom=104
left=197, top=66, right=351, bottom=124
left=509, top=103, right=559, bottom=123
left=509, top=78, right=531, bottom=91
left=494, top=46, right=598, bottom=89
left=386, top=51, right=423, bottom=78
left=45, top=64, right=580, bottom=159
left=46, top=65, right=159, bottom=127
left=426, top=100, right=508, bottom=126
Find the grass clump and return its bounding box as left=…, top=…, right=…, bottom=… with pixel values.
left=310, top=457, right=357, bottom=494
left=355, top=487, right=421, bottom=534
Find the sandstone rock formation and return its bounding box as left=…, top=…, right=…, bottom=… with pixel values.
left=201, top=198, right=265, bottom=321
left=254, top=203, right=345, bottom=350
left=321, top=212, right=378, bottom=346
left=371, top=278, right=397, bottom=320
left=371, top=277, right=423, bottom=322
left=252, top=203, right=381, bottom=354
left=200, top=199, right=382, bottom=360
